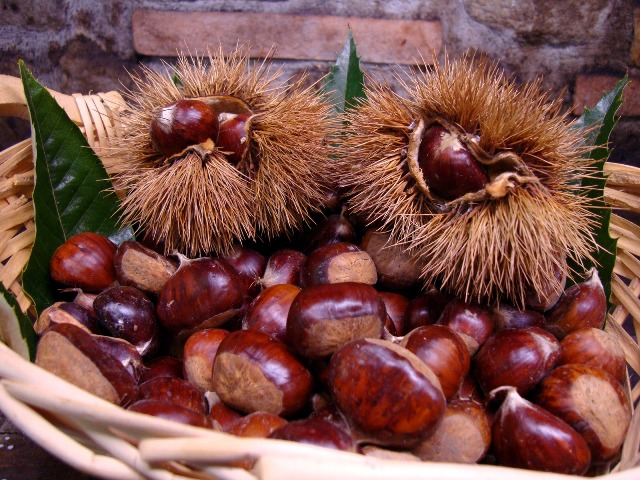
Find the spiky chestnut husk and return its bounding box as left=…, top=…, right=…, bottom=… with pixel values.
left=105, top=48, right=337, bottom=257
left=337, top=55, right=597, bottom=307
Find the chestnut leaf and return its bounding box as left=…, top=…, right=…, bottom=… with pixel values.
left=19, top=61, right=134, bottom=316
left=572, top=75, right=629, bottom=307
left=322, top=29, right=366, bottom=115
left=0, top=283, right=37, bottom=361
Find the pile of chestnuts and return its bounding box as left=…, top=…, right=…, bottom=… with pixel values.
left=34, top=212, right=632, bottom=476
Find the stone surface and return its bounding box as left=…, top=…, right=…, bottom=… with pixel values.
left=632, top=8, right=640, bottom=66
left=573, top=74, right=640, bottom=117
left=0, top=0, right=638, bottom=163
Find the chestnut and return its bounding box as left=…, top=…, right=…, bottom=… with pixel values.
left=150, top=99, right=219, bottom=158
left=305, top=210, right=356, bottom=253
left=286, top=282, right=385, bottom=359
left=128, top=399, right=212, bottom=429
left=524, top=259, right=567, bottom=312
left=401, top=325, right=470, bottom=400
left=545, top=268, right=606, bottom=339
left=438, top=298, right=494, bottom=355
left=216, top=112, right=249, bottom=165
left=70, top=288, right=97, bottom=317
left=93, top=285, right=159, bottom=357
left=268, top=417, right=357, bottom=452
left=412, top=398, right=491, bottom=463
left=536, top=363, right=632, bottom=463
left=212, top=330, right=313, bottom=417
left=491, top=386, right=591, bottom=474
left=156, top=255, right=245, bottom=336
left=558, top=327, right=626, bottom=384
left=227, top=411, right=288, bottom=438
left=491, top=303, right=545, bottom=331
left=379, top=291, right=410, bottom=337
left=328, top=338, right=445, bottom=448
left=206, top=392, right=242, bottom=431
left=182, top=328, right=229, bottom=392
left=474, top=326, right=560, bottom=396
left=140, top=356, right=183, bottom=383
left=35, top=323, right=138, bottom=406
left=403, top=288, right=449, bottom=332
left=137, top=376, right=208, bottom=415
left=113, top=241, right=177, bottom=296
left=243, top=284, right=301, bottom=345
left=35, top=301, right=100, bottom=335
left=260, top=248, right=306, bottom=289
left=300, top=242, right=377, bottom=288
left=49, top=232, right=117, bottom=292
left=92, top=335, right=145, bottom=383
left=220, top=245, right=266, bottom=298
left=360, top=229, right=422, bottom=292
left=418, top=124, right=488, bottom=200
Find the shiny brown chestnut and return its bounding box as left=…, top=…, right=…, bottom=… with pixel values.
left=212, top=330, right=313, bottom=417
left=491, top=386, right=591, bottom=475
left=438, top=298, right=494, bottom=355
left=524, top=259, right=567, bottom=312
left=558, top=327, right=626, bottom=384
left=227, top=411, right=288, bottom=438
left=401, top=325, right=470, bottom=400
left=403, top=288, right=449, bottom=332
left=243, top=284, right=301, bottom=344
left=418, top=124, right=488, bottom=200
left=328, top=338, right=445, bottom=448
left=536, top=363, right=632, bottom=463
left=300, top=242, right=377, bottom=288
left=491, top=303, right=545, bottom=331
left=182, top=328, right=229, bottom=392
left=379, top=292, right=410, bottom=337
left=412, top=398, right=491, bottom=463
left=268, top=417, right=357, bottom=452
left=35, top=323, right=138, bottom=406
left=113, top=241, right=177, bottom=296
left=305, top=210, right=357, bottom=253
left=360, top=229, right=422, bottom=292
left=545, top=268, right=606, bottom=339
left=140, top=356, right=183, bottom=383
left=206, top=392, right=243, bottom=431
left=93, top=285, right=159, bottom=357
left=216, top=112, right=250, bottom=165
left=49, top=232, right=117, bottom=292
left=220, top=245, right=267, bottom=298
left=35, top=301, right=100, bottom=335
left=474, top=326, right=560, bottom=396
left=128, top=399, right=213, bottom=429
left=156, top=255, right=245, bottom=336
left=150, top=99, right=219, bottom=158
left=287, top=282, right=385, bottom=359
left=137, top=376, right=208, bottom=415
left=259, top=249, right=307, bottom=289
left=92, top=335, right=145, bottom=383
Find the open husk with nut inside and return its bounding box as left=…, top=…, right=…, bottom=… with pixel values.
left=1, top=47, right=640, bottom=480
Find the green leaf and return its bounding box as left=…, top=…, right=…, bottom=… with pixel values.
left=0, top=284, right=37, bottom=361
left=322, top=29, right=366, bottom=114
left=573, top=76, right=628, bottom=305
left=19, top=61, right=134, bottom=316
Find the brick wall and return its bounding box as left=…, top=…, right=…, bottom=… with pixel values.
left=1, top=0, right=638, bottom=164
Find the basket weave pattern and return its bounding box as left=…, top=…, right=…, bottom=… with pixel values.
left=0, top=75, right=639, bottom=479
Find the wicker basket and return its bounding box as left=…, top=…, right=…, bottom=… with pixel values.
left=0, top=73, right=639, bottom=480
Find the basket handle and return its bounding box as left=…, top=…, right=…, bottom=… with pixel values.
left=0, top=74, right=83, bottom=124
left=0, top=74, right=126, bottom=152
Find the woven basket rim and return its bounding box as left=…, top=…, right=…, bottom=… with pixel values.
left=1, top=74, right=639, bottom=480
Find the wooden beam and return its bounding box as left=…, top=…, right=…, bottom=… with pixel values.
left=132, top=10, right=442, bottom=65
